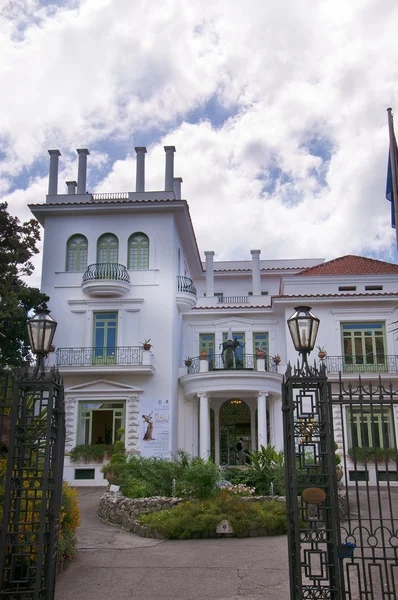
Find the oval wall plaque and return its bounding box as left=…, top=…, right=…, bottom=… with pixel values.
left=301, top=487, right=326, bottom=504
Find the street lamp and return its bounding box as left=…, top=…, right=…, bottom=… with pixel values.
left=287, top=305, right=319, bottom=373
left=27, top=310, right=57, bottom=376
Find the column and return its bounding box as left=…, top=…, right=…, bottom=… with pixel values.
left=135, top=146, right=147, bottom=192
left=257, top=391, right=268, bottom=449
left=198, top=392, right=210, bottom=459
left=272, top=396, right=284, bottom=451
left=214, top=406, right=220, bottom=465
left=164, top=146, right=176, bottom=191
left=48, top=149, right=61, bottom=195
left=205, top=251, right=215, bottom=297
left=251, top=249, right=261, bottom=296
left=76, top=148, right=90, bottom=194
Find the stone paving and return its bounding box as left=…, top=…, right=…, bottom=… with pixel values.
left=55, top=487, right=290, bottom=600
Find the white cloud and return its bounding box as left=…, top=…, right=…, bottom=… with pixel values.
left=1, top=0, right=398, bottom=285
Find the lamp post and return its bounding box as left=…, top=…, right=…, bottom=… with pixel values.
left=287, top=305, right=320, bottom=374
left=27, top=310, right=57, bottom=376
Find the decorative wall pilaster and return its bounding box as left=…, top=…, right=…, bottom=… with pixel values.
left=127, top=395, right=140, bottom=454
left=64, top=397, right=77, bottom=451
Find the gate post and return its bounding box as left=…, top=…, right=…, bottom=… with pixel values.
left=0, top=367, right=65, bottom=600
left=283, top=362, right=344, bottom=599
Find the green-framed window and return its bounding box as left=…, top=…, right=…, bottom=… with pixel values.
left=199, top=333, right=215, bottom=361
left=78, top=401, right=125, bottom=445
left=93, top=312, right=117, bottom=364
left=346, top=406, right=394, bottom=451
left=341, top=322, right=386, bottom=372
left=253, top=333, right=268, bottom=356
left=66, top=234, right=88, bottom=272
left=128, top=232, right=149, bottom=269
left=97, top=233, right=118, bottom=263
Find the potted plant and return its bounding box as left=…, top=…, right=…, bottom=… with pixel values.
left=141, top=339, right=152, bottom=351
left=200, top=349, right=208, bottom=360
left=272, top=354, right=281, bottom=365
left=317, top=345, right=327, bottom=360
left=184, top=356, right=192, bottom=367
left=255, top=348, right=265, bottom=359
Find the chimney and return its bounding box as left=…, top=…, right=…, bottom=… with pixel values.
left=135, top=146, right=147, bottom=192
left=66, top=181, right=77, bottom=195
left=164, top=146, right=176, bottom=191
left=48, top=150, right=61, bottom=195
left=205, top=251, right=215, bottom=297
left=173, top=177, right=183, bottom=199
left=251, top=249, right=261, bottom=295
left=76, top=149, right=89, bottom=194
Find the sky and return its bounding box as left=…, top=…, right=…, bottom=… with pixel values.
left=1, top=0, right=398, bottom=288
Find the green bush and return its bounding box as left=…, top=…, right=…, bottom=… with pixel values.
left=138, top=496, right=287, bottom=539
left=119, top=451, right=221, bottom=500
left=69, top=444, right=113, bottom=463
left=246, top=445, right=285, bottom=495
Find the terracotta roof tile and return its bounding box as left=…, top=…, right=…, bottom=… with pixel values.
left=298, top=255, right=398, bottom=276
left=192, top=304, right=271, bottom=310
left=277, top=292, right=398, bottom=299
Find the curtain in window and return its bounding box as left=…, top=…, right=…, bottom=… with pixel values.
left=128, top=233, right=149, bottom=269
left=66, top=234, right=88, bottom=271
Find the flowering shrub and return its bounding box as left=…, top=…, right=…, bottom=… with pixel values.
left=0, top=457, right=80, bottom=568
left=218, top=483, right=255, bottom=497
left=58, top=481, right=80, bottom=566
left=69, top=443, right=114, bottom=463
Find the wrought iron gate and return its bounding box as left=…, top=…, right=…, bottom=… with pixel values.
left=283, top=363, right=343, bottom=599
left=0, top=367, right=65, bottom=600
left=331, top=375, right=398, bottom=600
left=283, top=365, right=398, bottom=600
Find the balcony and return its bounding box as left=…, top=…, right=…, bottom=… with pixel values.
left=217, top=296, right=249, bottom=304
left=81, top=263, right=130, bottom=297
left=186, top=354, right=279, bottom=374
left=324, top=355, right=398, bottom=375
left=56, top=346, right=155, bottom=374
left=176, top=275, right=197, bottom=312
left=180, top=354, right=283, bottom=399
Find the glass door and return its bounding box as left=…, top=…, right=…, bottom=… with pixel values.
left=93, top=312, right=117, bottom=364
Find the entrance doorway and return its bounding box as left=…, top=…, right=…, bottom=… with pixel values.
left=219, top=399, right=251, bottom=465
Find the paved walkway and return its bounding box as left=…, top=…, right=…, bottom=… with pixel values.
left=55, top=487, right=290, bottom=600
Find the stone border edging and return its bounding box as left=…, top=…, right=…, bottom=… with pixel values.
left=98, top=492, right=286, bottom=539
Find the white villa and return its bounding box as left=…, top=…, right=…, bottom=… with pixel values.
left=29, top=146, right=398, bottom=486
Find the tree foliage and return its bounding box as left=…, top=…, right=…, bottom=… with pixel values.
left=0, top=202, right=49, bottom=366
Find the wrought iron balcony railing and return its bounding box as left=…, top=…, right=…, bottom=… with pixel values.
left=56, top=346, right=143, bottom=367
left=82, top=263, right=130, bottom=283
left=324, top=355, right=398, bottom=374
left=186, top=354, right=279, bottom=374
left=177, top=275, right=197, bottom=295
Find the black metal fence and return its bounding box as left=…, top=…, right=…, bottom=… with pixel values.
left=282, top=364, right=343, bottom=599
left=177, top=276, right=197, bottom=295
left=0, top=367, right=65, bottom=600
left=325, top=354, right=398, bottom=374
left=331, top=375, right=398, bottom=599
left=82, top=263, right=130, bottom=282
left=56, top=346, right=143, bottom=367
left=186, top=354, right=279, bottom=374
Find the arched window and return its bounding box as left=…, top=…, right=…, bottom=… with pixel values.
left=128, top=233, right=149, bottom=270
left=66, top=234, right=88, bottom=272
left=97, top=233, right=119, bottom=264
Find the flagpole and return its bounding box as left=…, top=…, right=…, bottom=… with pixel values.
left=387, top=108, right=398, bottom=250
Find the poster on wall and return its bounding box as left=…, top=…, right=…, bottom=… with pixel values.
left=140, top=398, right=171, bottom=458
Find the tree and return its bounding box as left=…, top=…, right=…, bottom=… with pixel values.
left=0, top=202, right=49, bottom=366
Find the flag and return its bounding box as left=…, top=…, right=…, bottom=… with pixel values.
left=386, top=148, right=396, bottom=228
left=386, top=108, right=398, bottom=230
